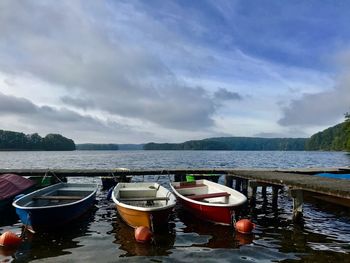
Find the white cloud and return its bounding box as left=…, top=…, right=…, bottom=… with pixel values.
left=278, top=50, right=350, bottom=128
left=0, top=0, right=346, bottom=142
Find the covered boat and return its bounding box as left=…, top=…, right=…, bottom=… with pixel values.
left=12, top=182, right=98, bottom=232
left=0, top=174, right=35, bottom=210
left=170, top=179, right=247, bottom=225
left=112, top=182, right=176, bottom=230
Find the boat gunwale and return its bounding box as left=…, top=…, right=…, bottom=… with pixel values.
left=12, top=182, right=98, bottom=210
left=170, top=179, right=247, bottom=207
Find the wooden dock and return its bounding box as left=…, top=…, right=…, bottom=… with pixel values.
left=1, top=167, right=349, bottom=222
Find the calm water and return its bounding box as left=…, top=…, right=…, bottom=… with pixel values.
left=0, top=151, right=350, bottom=262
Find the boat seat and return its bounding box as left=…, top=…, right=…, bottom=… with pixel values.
left=174, top=183, right=206, bottom=189
left=119, top=187, right=157, bottom=198
left=187, top=192, right=230, bottom=200
left=33, top=195, right=83, bottom=200
left=118, top=197, right=169, bottom=202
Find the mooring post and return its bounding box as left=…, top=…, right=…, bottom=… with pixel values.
left=174, top=173, right=186, bottom=182
left=235, top=178, right=242, bottom=191
left=272, top=185, right=279, bottom=209
left=261, top=186, right=267, bottom=199
left=290, top=189, right=303, bottom=222
left=241, top=179, right=248, bottom=196
left=248, top=181, right=257, bottom=206
left=225, top=175, right=233, bottom=188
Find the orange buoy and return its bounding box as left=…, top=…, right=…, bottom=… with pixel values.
left=134, top=226, right=153, bottom=243
left=235, top=219, right=255, bottom=234
left=0, top=231, right=22, bottom=247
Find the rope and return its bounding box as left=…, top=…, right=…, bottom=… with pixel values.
left=50, top=170, right=63, bottom=182
left=167, top=170, right=172, bottom=182
left=41, top=170, right=49, bottom=183
left=231, top=211, right=236, bottom=228
left=21, top=211, right=32, bottom=237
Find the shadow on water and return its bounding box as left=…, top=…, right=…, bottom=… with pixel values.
left=1, top=206, right=97, bottom=262
left=0, top=206, right=18, bottom=227
left=175, top=206, right=253, bottom=248
left=110, top=214, right=176, bottom=257
left=246, top=188, right=350, bottom=262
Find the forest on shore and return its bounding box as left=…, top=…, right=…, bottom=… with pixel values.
left=144, top=117, right=350, bottom=151
left=0, top=130, right=75, bottom=151
left=0, top=114, right=349, bottom=151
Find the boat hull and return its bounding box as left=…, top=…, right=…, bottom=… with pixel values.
left=116, top=204, right=173, bottom=229
left=170, top=179, right=247, bottom=225
left=13, top=183, right=97, bottom=232
left=176, top=196, right=235, bottom=225
left=112, top=182, right=176, bottom=230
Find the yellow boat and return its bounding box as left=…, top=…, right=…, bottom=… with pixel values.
left=112, top=182, right=176, bottom=230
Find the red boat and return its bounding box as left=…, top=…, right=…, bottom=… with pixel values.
left=170, top=179, right=247, bottom=225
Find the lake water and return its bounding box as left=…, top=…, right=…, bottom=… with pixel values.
left=0, top=151, right=350, bottom=262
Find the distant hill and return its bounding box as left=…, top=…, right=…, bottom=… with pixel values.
left=118, top=144, right=144, bottom=150
left=76, top=143, right=119, bottom=150
left=0, top=130, right=75, bottom=151
left=305, top=122, right=350, bottom=151
left=76, top=143, right=144, bottom=150
left=143, top=137, right=307, bottom=151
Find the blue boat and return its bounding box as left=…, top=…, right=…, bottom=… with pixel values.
left=12, top=182, right=98, bottom=233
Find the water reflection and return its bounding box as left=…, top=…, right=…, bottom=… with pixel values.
left=4, top=206, right=97, bottom=262
left=176, top=207, right=254, bottom=248
left=111, top=218, right=176, bottom=257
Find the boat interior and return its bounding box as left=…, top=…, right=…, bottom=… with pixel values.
left=117, top=184, right=172, bottom=208
left=174, top=182, right=231, bottom=204
left=18, top=186, right=92, bottom=207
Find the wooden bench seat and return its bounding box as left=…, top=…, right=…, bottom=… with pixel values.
left=33, top=195, right=83, bottom=200
left=187, top=192, right=230, bottom=200
left=174, top=183, right=206, bottom=189
left=118, top=197, right=169, bottom=202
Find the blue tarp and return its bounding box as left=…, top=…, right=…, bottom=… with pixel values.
left=315, top=173, right=350, bottom=180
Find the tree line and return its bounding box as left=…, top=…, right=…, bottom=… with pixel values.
left=144, top=137, right=307, bottom=151
left=306, top=114, right=350, bottom=151
left=76, top=143, right=119, bottom=150
left=0, top=130, right=75, bottom=151
left=144, top=116, right=350, bottom=151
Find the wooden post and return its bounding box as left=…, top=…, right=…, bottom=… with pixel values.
left=235, top=178, right=242, bottom=191
left=261, top=186, right=267, bottom=199
left=248, top=181, right=257, bottom=206
left=225, top=175, right=233, bottom=188
left=272, top=186, right=279, bottom=209
left=290, top=189, right=303, bottom=222
left=241, top=179, right=248, bottom=196
left=174, top=173, right=186, bottom=182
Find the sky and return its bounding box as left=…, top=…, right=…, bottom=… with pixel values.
left=0, top=0, right=349, bottom=144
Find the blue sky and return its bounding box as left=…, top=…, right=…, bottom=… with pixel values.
left=0, top=0, right=349, bottom=143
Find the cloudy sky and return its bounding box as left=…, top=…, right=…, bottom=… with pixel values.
left=0, top=0, right=349, bottom=143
